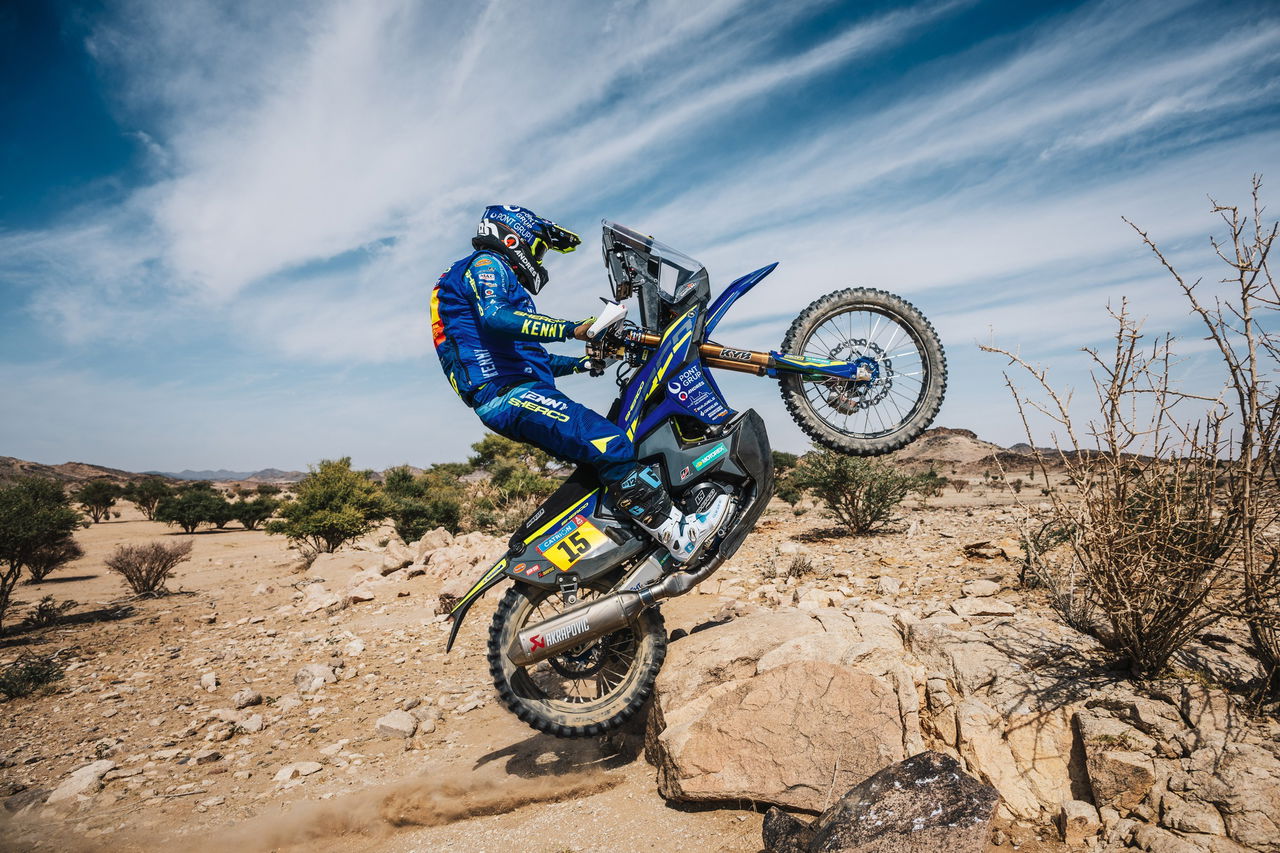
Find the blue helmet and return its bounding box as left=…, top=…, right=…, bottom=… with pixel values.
left=472, top=205, right=581, bottom=294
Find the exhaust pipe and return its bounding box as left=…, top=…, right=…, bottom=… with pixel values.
left=507, top=555, right=724, bottom=667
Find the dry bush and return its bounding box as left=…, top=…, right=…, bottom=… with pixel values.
left=1129, top=178, right=1280, bottom=692
left=950, top=478, right=968, bottom=493
left=983, top=180, right=1280, bottom=681
left=105, top=540, right=194, bottom=595
left=786, top=555, right=818, bottom=579
left=0, top=653, right=64, bottom=700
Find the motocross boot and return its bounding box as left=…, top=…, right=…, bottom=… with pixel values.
left=610, top=464, right=731, bottom=564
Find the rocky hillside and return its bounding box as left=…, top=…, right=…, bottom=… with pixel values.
left=0, top=456, right=159, bottom=486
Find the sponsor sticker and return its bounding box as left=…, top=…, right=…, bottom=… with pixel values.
left=719, top=348, right=753, bottom=362
left=538, top=515, right=608, bottom=570
left=692, top=443, right=727, bottom=471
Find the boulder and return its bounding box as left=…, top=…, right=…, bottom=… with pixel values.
left=962, top=579, right=1000, bottom=598
left=413, top=527, right=454, bottom=560
left=381, top=538, right=413, bottom=574
left=47, top=760, right=116, bottom=804
left=762, top=752, right=999, bottom=852
left=1084, top=749, right=1154, bottom=815
left=652, top=659, right=907, bottom=811
left=1185, top=742, right=1280, bottom=852
left=232, top=689, right=262, bottom=710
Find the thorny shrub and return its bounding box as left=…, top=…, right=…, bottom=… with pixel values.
left=105, top=539, right=194, bottom=595
left=984, top=180, right=1280, bottom=682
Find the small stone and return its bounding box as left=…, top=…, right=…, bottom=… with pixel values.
left=232, top=689, right=263, bottom=709
left=239, top=714, right=264, bottom=733
left=376, top=710, right=418, bottom=739
left=950, top=598, right=1015, bottom=618
left=875, top=576, right=902, bottom=596
left=962, top=579, right=1000, bottom=597
left=1059, top=799, right=1101, bottom=844
left=199, top=672, right=218, bottom=692
left=344, top=638, right=365, bottom=657
left=293, top=663, right=336, bottom=692
left=193, top=750, right=222, bottom=765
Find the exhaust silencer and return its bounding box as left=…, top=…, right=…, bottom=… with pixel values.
left=507, top=555, right=723, bottom=667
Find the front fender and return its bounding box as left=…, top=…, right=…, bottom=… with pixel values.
left=445, top=556, right=509, bottom=652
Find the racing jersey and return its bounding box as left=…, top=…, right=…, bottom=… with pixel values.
left=431, top=250, right=586, bottom=403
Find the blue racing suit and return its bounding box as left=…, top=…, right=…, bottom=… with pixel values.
left=431, top=250, right=637, bottom=485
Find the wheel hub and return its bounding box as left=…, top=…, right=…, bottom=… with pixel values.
left=825, top=340, right=894, bottom=414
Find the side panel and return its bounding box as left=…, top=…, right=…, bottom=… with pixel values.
left=617, top=306, right=699, bottom=441
left=502, top=491, right=648, bottom=590
left=703, top=263, right=777, bottom=338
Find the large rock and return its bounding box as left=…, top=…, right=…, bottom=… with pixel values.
left=381, top=538, right=413, bottom=574
left=1185, top=742, right=1280, bottom=852
left=413, top=527, right=454, bottom=560
left=432, top=534, right=508, bottom=600
left=647, top=610, right=918, bottom=812
left=654, top=660, right=907, bottom=811
left=1084, top=749, right=1154, bottom=815
left=47, top=760, right=116, bottom=804
left=762, top=752, right=999, bottom=852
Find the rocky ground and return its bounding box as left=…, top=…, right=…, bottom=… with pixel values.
left=1, top=487, right=1278, bottom=852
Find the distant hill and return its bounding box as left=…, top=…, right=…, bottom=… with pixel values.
left=888, top=427, right=1056, bottom=474
left=148, top=468, right=306, bottom=483
left=0, top=456, right=163, bottom=486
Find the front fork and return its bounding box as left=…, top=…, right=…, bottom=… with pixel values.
left=613, top=329, right=866, bottom=382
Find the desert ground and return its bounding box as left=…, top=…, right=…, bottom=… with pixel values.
left=1, top=462, right=1276, bottom=853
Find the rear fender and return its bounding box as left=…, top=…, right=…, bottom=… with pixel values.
left=704, top=263, right=778, bottom=337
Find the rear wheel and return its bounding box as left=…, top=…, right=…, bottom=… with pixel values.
left=779, top=288, right=946, bottom=455
left=488, top=579, right=666, bottom=738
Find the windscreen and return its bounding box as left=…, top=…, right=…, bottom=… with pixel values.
left=602, top=220, right=709, bottom=299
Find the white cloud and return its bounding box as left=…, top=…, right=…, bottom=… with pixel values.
left=3, top=0, right=1278, bottom=465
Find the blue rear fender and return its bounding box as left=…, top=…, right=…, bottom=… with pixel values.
left=704, top=263, right=777, bottom=338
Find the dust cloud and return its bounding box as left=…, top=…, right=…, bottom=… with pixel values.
left=202, top=768, right=620, bottom=851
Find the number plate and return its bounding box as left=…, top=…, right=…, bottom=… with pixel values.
left=538, top=515, right=609, bottom=570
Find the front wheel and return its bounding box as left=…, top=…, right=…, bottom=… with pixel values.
left=488, top=580, right=666, bottom=738
left=780, top=288, right=946, bottom=455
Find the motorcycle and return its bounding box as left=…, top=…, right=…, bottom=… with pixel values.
left=446, top=220, right=946, bottom=737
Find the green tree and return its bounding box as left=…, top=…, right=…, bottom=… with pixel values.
left=469, top=434, right=558, bottom=501
left=265, top=458, right=391, bottom=555
left=384, top=465, right=466, bottom=540
left=122, top=478, right=173, bottom=521
left=771, top=450, right=800, bottom=474
left=154, top=489, right=226, bottom=534
left=207, top=495, right=236, bottom=529
left=255, top=483, right=282, bottom=497
left=76, top=479, right=121, bottom=523
left=0, top=478, right=83, bottom=628
left=233, top=496, right=279, bottom=531
left=789, top=451, right=921, bottom=535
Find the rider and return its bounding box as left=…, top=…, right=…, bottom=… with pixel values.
left=431, top=205, right=729, bottom=563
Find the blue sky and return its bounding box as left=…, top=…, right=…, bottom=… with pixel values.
left=2, top=0, right=1278, bottom=472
